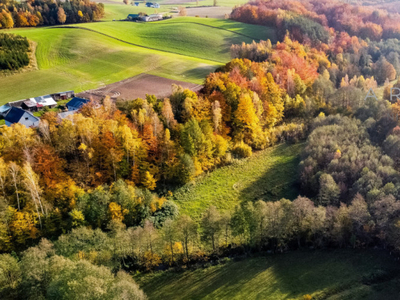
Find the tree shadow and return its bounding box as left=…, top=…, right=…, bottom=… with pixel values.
left=238, top=143, right=303, bottom=204
left=142, top=249, right=400, bottom=300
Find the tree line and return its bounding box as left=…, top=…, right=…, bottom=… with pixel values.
left=0, top=0, right=104, bottom=28
left=231, top=0, right=400, bottom=42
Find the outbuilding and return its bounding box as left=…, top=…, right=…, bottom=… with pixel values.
left=4, top=107, right=40, bottom=128
left=66, top=97, right=90, bottom=111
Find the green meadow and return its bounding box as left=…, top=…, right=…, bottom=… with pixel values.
left=0, top=16, right=273, bottom=104
left=137, top=249, right=400, bottom=300
left=171, top=143, right=303, bottom=220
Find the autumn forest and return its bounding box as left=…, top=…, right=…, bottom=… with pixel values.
left=2, top=0, right=400, bottom=299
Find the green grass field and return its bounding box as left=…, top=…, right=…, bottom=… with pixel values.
left=0, top=17, right=273, bottom=104
left=137, top=249, right=400, bottom=300
left=102, top=0, right=250, bottom=20
left=72, top=19, right=272, bottom=62
left=171, top=143, right=303, bottom=219
left=103, top=4, right=171, bottom=21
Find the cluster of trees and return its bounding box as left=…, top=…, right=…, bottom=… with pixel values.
left=231, top=0, right=400, bottom=41
left=0, top=33, right=29, bottom=71
left=0, top=239, right=146, bottom=300
left=300, top=113, right=398, bottom=205
left=230, top=36, right=400, bottom=114
left=0, top=67, right=307, bottom=252
left=0, top=0, right=104, bottom=28
left=230, top=0, right=400, bottom=87
left=4, top=189, right=399, bottom=280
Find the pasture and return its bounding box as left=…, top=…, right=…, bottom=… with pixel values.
left=171, top=143, right=304, bottom=220
left=0, top=18, right=274, bottom=104
left=137, top=249, right=400, bottom=300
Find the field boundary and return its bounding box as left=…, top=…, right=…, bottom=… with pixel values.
left=51, top=25, right=227, bottom=63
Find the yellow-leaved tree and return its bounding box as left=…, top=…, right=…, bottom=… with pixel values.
left=142, top=171, right=157, bottom=190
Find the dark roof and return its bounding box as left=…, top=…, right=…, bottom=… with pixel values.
left=66, top=97, right=89, bottom=109
left=5, top=107, right=28, bottom=123
left=128, top=14, right=139, bottom=18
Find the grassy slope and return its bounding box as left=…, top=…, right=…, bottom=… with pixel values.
left=0, top=27, right=219, bottom=103
left=171, top=143, right=303, bottom=219
left=71, top=19, right=273, bottom=62
left=137, top=249, right=400, bottom=300
left=0, top=18, right=274, bottom=103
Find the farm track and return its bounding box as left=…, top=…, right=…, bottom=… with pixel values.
left=51, top=25, right=227, bottom=64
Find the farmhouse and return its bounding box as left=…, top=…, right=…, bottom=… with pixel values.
left=4, top=107, right=40, bottom=128
left=66, top=97, right=90, bottom=111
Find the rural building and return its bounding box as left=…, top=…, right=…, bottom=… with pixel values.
left=127, top=13, right=164, bottom=22
left=141, top=13, right=163, bottom=21
left=127, top=14, right=140, bottom=21
left=146, top=2, right=160, bottom=8
left=4, top=107, right=40, bottom=128
left=66, top=97, right=89, bottom=111
left=133, top=2, right=139, bottom=6
left=32, top=95, right=57, bottom=108
left=21, top=99, right=39, bottom=112
left=51, top=91, right=75, bottom=101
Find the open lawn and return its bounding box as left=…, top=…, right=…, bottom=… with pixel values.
left=171, top=143, right=304, bottom=220
left=0, top=18, right=274, bottom=104
left=0, top=27, right=219, bottom=103
left=70, top=18, right=273, bottom=62
left=137, top=249, right=400, bottom=300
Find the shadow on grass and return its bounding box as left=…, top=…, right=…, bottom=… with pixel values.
left=238, top=143, right=303, bottom=204
left=139, top=249, right=400, bottom=300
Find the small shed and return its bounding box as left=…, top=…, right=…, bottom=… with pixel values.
left=51, top=91, right=75, bottom=101
left=66, top=97, right=90, bottom=111
left=21, top=99, right=38, bottom=112
left=4, top=107, right=40, bottom=128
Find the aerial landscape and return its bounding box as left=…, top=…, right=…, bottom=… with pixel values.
left=2, top=0, right=400, bottom=299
